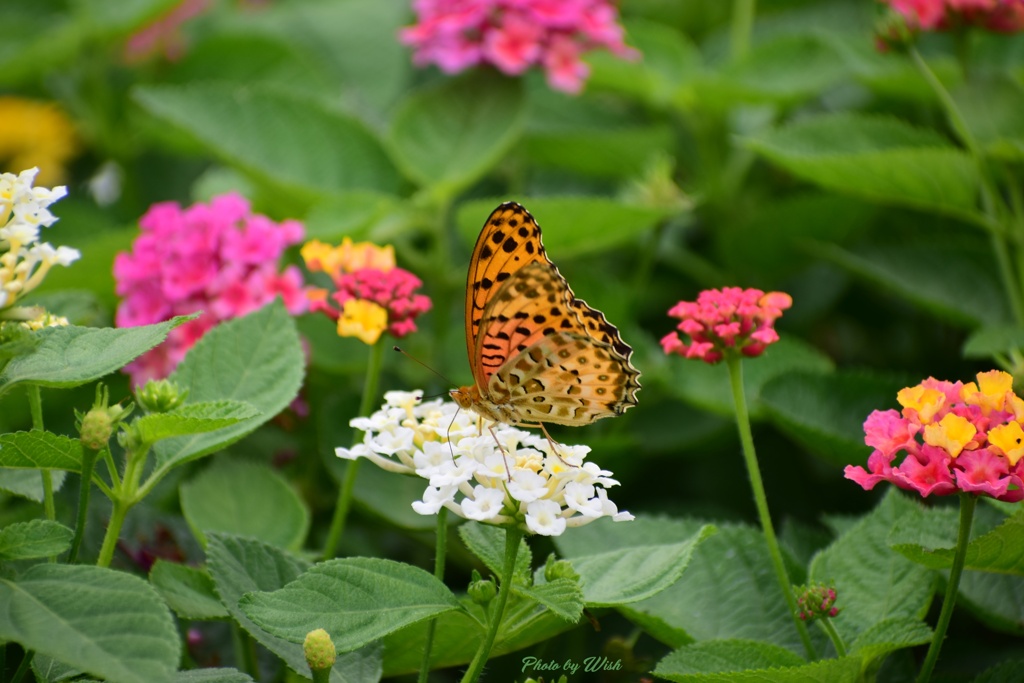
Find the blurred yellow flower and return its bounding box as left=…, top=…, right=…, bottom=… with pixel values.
left=337, top=299, right=388, bottom=345
left=301, top=237, right=395, bottom=279
left=0, top=99, right=79, bottom=186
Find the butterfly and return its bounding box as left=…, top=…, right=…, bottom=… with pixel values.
left=450, top=202, right=640, bottom=440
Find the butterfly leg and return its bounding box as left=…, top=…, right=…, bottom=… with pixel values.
left=520, top=422, right=572, bottom=466
left=486, top=423, right=513, bottom=479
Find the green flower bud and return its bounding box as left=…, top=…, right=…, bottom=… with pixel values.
left=77, top=384, right=133, bottom=451
left=468, top=569, right=498, bottom=605
left=543, top=554, right=579, bottom=583
left=135, top=378, right=188, bottom=414
left=303, top=628, right=336, bottom=673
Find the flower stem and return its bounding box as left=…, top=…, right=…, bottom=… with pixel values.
left=916, top=493, right=977, bottom=683
left=321, top=339, right=386, bottom=560
left=26, top=385, right=56, bottom=525
left=10, top=650, right=33, bottom=683
left=461, top=525, right=523, bottom=683
left=725, top=355, right=815, bottom=659
left=68, top=446, right=102, bottom=563
left=418, top=507, right=448, bottom=682
left=818, top=618, right=847, bottom=658
left=730, top=0, right=756, bottom=63
left=96, top=499, right=129, bottom=568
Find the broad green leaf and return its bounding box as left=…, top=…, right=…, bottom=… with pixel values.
left=133, top=83, right=400, bottom=198
left=180, top=458, right=310, bottom=551
left=206, top=533, right=382, bottom=682
left=455, top=196, right=679, bottom=259
left=173, top=669, right=254, bottom=683
left=134, top=401, right=261, bottom=444
left=387, top=72, right=525, bottom=196
left=761, top=370, right=911, bottom=467
left=0, top=519, right=72, bottom=560
left=239, top=557, right=462, bottom=651
left=31, top=653, right=80, bottom=683
left=152, top=300, right=304, bottom=475
left=523, top=125, right=675, bottom=179
left=513, top=579, right=584, bottom=622
left=77, top=0, right=179, bottom=34
left=149, top=560, right=228, bottom=620
left=953, top=75, right=1024, bottom=160
left=654, top=640, right=805, bottom=678
left=458, top=523, right=532, bottom=582
left=847, top=617, right=932, bottom=661
left=571, top=526, right=715, bottom=606
left=0, top=469, right=67, bottom=502
left=973, top=658, right=1024, bottom=683
left=810, top=491, right=935, bottom=642
left=744, top=113, right=982, bottom=222
left=891, top=507, right=1024, bottom=575
left=0, top=564, right=179, bottom=683
left=814, top=239, right=1009, bottom=327
left=963, top=324, right=1024, bottom=359
left=0, top=315, right=195, bottom=395
left=957, top=569, right=1024, bottom=636
left=0, top=430, right=83, bottom=471
left=655, top=642, right=861, bottom=682
left=665, top=337, right=834, bottom=419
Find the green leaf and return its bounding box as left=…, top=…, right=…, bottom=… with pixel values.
left=570, top=526, right=715, bottom=606
left=810, top=491, right=935, bottom=642
left=387, top=72, right=525, bottom=196
left=239, top=557, right=463, bottom=651
left=972, top=658, right=1024, bottom=683
left=31, top=653, right=80, bottom=683
left=963, top=324, right=1024, bottom=358
left=654, top=642, right=861, bottom=682
left=523, top=125, right=675, bottom=179
left=152, top=300, right=304, bottom=475
left=206, top=533, right=382, bottom=682
left=133, top=83, right=400, bottom=198
left=0, top=564, right=179, bottom=683
left=134, top=401, right=261, bottom=444
left=744, top=113, right=982, bottom=222
left=0, top=519, right=73, bottom=560
left=891, top=507, right=1024, bottom=575
left=458, top=523, right=532, bottom=582
left=761, top=370, right=910, bottom=467
left=847, top=617, right=932, bottom=661
left=815, top=239, right=1009, bottom=327
left=0, top=469, right=67, bottom=502
left=173, top=669, right=254, bottom=683
left=514, top=579, right=584, bottom=622
left=180, top=458, right=310, bottom=551
left=0, top=315, right=196, bottom=395
left=952, top=75, right=1024, bottom=160
left=149, top=560, right=228, bottom=620
left=0, top=430, right=84, bottom=471
left=455, top=196, right=678, bottom=259
left=957, top=570, right=1024, bottom=636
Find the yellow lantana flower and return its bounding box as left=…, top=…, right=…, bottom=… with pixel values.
left=897, top=385, right=945, bottom=424
left=961, top=369, right=1014, bottom=415
left=922, top=412, right=976, bottom=458
left=0, top=98, right=78, bottom=186
left=988, top=422, right=1024, bottom=466
left=337, top=299, right=388, bottom=345
left=301, top=237, right=395, bottom=279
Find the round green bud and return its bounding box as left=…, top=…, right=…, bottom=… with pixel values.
left=303, top=628, right=336, bottom=672
left=136, top=379, right=188, bottom=414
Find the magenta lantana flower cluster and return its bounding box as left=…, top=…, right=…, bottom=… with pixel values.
left=845, top=371, right=1024, bottom=502
left=399, top=0, right=637, bottom=94
left=661, top=287, right=792, bottom=364
left=114, top=193, right=308, bottom=386
left=883, top=0, right=1024, bottom=33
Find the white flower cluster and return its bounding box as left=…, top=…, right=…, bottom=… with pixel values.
left=0, top=167, right=79, bottom=310
left=337, top=390, right=634, bottom=536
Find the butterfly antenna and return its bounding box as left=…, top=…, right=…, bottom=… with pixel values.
left=393, top=346, right=456, bottom=386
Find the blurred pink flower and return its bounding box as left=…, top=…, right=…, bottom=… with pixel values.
left=114, top=193, right=308, bottom=386
left=881, top=0, right=1024, bottom=33
left=845, top=370, right=1024, bottom=502
left=123, top=0, right=211, bottom=63
left=661, top=287, right=792, bottom=364
left=400, top=0, right=638, bottom=94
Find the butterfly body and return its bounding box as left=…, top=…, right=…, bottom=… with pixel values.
left=451, top=202, right=640, bottom=430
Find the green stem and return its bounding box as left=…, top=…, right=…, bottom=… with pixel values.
left=418, top=507, right=448, bottom=683
left=818, top=618, right=847, bottom=658
left=725, top=355, right=815, bottom=659
left=321, top=339, right=386, bottom=560
left=916, top=493, right=977, bottom=683
left=231, top=622, right=260, bottom=679
left=461, top=525, right=523, bottom=683
left=730, top=0, right=756, bottom=63
left=26, top=386, right=56, bottom=524
left=96, top=499, right=129, bottom=568
left=910, top=48, right=1024, bottom=325
left=68, top=446, right=101, bottom=563
left=10, top=650, right=33, bottom=683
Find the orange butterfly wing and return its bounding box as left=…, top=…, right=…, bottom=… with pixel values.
left=461, top=202, right=640, bottom=426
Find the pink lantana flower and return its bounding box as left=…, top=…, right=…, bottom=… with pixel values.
left=400, top=0, right=638, bottom=95
left=880, top=0, right=1024, bottom=34
left=301, top=238, right=431, bottom=345
left=123, top=0, right=211, bottom=63
left=114, top=193, right=308, bottom=386
left=661, top=287, right=792, bottom=364
left=845, top=370, right=1024, bottom=502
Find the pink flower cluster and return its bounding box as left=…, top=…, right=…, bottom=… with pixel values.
left=845, top=371, right=1024, bottom=502
left=309, top=267, right=432, bottom=341
left=661, top=287, right=792, bottom=364
left=399, top=0, right=638, bottom=94
left=883, top=0, right=1024, bottom=33
left=795, top=584, right=840, bottom=623
left=114, top=193, right=308, bottom=386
